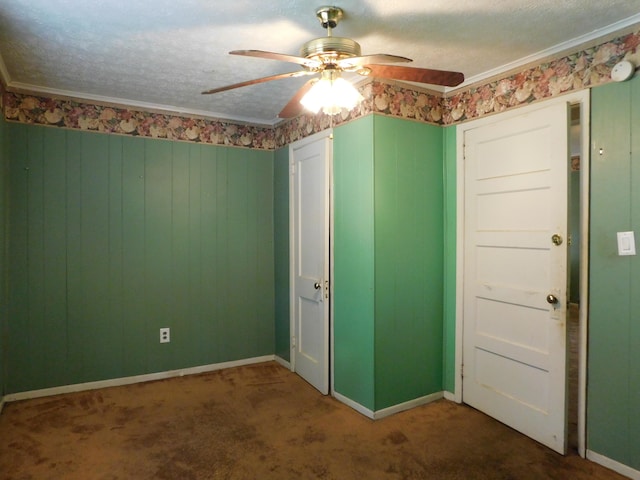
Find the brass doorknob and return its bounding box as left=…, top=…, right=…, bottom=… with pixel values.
left=546, top=294, right=558, bottom=304
left=551, top=234, right=563, bottom=246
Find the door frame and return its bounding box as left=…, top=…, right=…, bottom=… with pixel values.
left=454, top=90, right=590, bottom=456
left=288, top=129, right=334, bottom=394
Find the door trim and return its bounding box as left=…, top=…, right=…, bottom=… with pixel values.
left=288, top=129, right=333, bottom=392
left=454, top=91, right=590, bottom=457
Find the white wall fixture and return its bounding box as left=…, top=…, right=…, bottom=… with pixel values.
left=160, top=327, right=171, bottom=343
left=616, top=231, right=636, bottom=256
left=611, top=60, right=635, bottom=82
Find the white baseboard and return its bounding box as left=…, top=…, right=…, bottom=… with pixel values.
left=373, top=391, right=444, bottom=420
left=443, top=391, right=456, bottom=402
left=333, top=390, right=444, bottom=420
left=3, top=355, right=275, bottom=403
left=587, top=450, right=640, bottom=479
left=274, top=355, right=291, bottom=370
left=332, top=391, right=375, bottom=419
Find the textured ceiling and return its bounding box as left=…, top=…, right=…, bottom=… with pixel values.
left=1, top=0, right=640, bottom=125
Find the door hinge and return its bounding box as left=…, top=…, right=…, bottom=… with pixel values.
left=291, top=335, right=296, bottom=348
left=289, top=163, right=296, bottom=175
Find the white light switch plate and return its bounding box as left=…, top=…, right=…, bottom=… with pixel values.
left=617, top=231, right=636, bottom=256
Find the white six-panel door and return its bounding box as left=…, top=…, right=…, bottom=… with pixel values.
left=290, top=132, right=331, bottom=395
left=462, top=101, right=570, bottom=454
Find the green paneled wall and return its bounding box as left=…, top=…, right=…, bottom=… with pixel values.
left=274, top=146, right=290, bottom=362
left=0, top=114, right=7, bottom=399
left=373, top=116, right=443, bottom=409
left=442, top=126, right=457, bottom=394
left=334, top=115, right=445, bottom=412
left=589, top=78, right=640, bottom=470
left=6, top=124, right=275, bottom=394
left=334, top=116, right=376, bottom=410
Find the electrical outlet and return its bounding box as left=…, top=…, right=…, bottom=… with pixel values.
left=160, top=327, right=170, bottom=343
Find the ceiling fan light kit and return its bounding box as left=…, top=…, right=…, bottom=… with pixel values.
left=202, top=6, right=464, bottom=119
left=300, top=69, right=364, bottom=115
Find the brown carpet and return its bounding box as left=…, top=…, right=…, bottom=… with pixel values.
left=0, top=362, right=624, bottom=480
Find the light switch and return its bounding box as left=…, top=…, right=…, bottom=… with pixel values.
left=617, top=231, right=636, bottom=256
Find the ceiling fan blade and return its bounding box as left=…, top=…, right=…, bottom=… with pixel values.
left=337, top=54, right=412, bottom=69
left=230, top=50, right=322, bottom=69
left=366, top=64, right=464, bottom=87
left=201, top=70, right=314, bottom=95
left=278, top=79, right=317, bottom=118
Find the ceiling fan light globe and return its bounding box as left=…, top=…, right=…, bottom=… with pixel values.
left=331, top=77, right=364, bottom=108
left=299, top=79, right=328, bottom=113
left=300, top=76, right=363, bottom=116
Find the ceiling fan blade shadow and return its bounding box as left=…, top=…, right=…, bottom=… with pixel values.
left=231, top=50, right=322, bottom=69
left=338, top=53, right=412, bottom=69
left=278, top=79, right=318, bottom=118
left=202, top=70, right=314, bottom=95
left=366, top=64, right=464, bottom=87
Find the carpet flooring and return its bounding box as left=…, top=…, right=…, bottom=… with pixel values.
left=0, top=361, right=625, bottom=479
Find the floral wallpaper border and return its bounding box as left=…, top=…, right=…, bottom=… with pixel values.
left=3, top=26, right=640, bottom=150
left=442, top=29, right=640, bottom=124
left=273, top=81, right=443, bottom=147
left=2, top=91, right=278, bottom=150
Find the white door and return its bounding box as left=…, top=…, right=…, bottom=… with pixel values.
left=463, top=102, right=569, bottom=454
left=290, top=132, right=331, bottom=394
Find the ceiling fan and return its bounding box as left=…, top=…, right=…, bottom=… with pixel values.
left=202, top=6, right=465, bottom=118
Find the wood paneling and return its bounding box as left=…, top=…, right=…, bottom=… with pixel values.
left=0, top=115, right=7, bottom=398
left=273, top=147, right=290, bottom=362
left=333, top=115, right=444, bottom=411
left=442, top=126, right=457, bottom=394
left=6, top=125, right=274, bottom=393
left=589, top=78, right=640, bottom=470
left=373, top=116, right=443, bottom=410
left=333, top=116, right=376, bottom=410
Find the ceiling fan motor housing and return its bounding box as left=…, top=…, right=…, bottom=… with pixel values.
left=304, top=6, right=361, bottom=63
left=301, top=36, right=361, bottom=62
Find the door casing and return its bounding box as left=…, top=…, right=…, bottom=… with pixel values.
left=454, top=90, right=590, bottom=456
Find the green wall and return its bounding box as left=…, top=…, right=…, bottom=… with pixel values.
left=0, top=113, right=7, bottom=400
left=442, top=126, right=457, bottom=394
left=273, top=146, right=290, bottom=362
left=588, top=78, right=640, bottom=470
left=6, top=124, right=275, bottom=394
left=373, top=116, right=443, bottom=409
left=334, top=116, right=376, bottom=410
left=334, top=115, right=445, bottom=411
